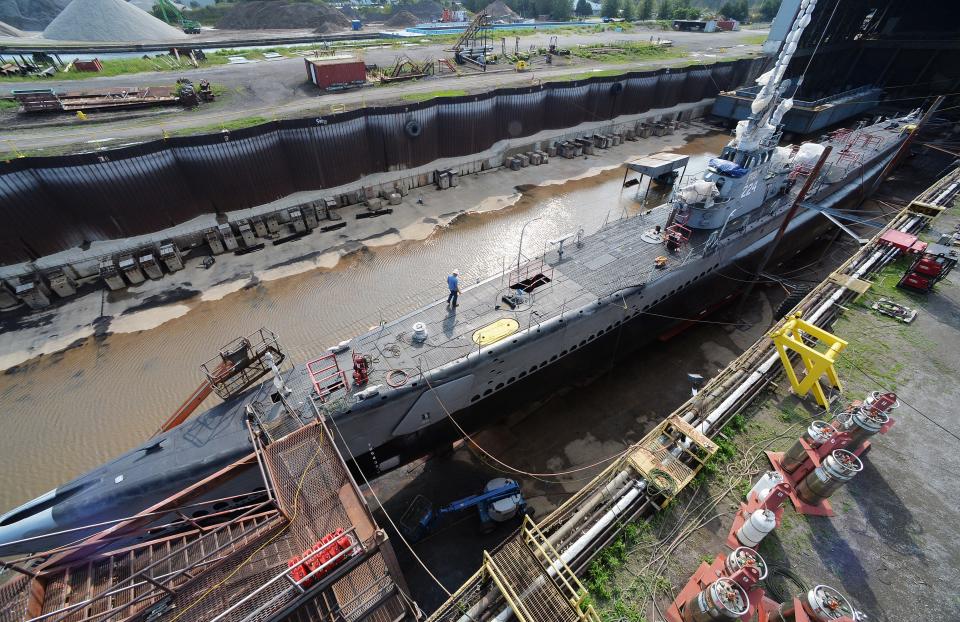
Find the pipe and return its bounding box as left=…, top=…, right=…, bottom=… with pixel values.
left=489, top=481, right=647, bottom=622
left=547, top=470, right=631, bottom=547
left=693, top=216, right=920, bottom=435
left=455, top=477, right=643, bottom=622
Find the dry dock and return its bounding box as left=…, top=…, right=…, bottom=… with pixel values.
left=423, top=166, right=960, bottom=621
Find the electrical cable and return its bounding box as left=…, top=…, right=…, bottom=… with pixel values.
left=324, top=412, right=454, bottom=600
left=422, top=375, right=630, bottom=479
left=762, top=565, right=808, bottom=603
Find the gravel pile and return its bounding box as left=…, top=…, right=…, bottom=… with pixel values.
left=482, top=0, right=519, bottom=20
left=384, top=10, right=418, bottom=28
left=400, top=0, right=441, bottom=20
left=216, top=1, right=350, bottom=30
left=43, top=0, right=186, bottom=41
left=0, top=0, right=70, bottom=31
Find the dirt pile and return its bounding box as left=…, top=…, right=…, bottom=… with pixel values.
left=216, top=1, right=350, bottom=31
left=43, top=0, right=186, bottom=41
left=482, top=0, right=519, bottom=20
left=0, top=0, right=70, bottom=31
left=384, top=10, right=419, bottom=29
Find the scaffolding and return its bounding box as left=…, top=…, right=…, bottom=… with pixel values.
left=449, top=12, right=492, bottom=68
left=427, top=416, right=717, bottom=622
left=201, top=328, right=286, bottom=400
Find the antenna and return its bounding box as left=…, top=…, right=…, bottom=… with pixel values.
left=734, top=0, right=820, bottom=152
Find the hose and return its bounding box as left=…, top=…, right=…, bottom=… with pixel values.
left=386, top=369, right=408, bottom=388
left=763, top=564, right=808, bottom=604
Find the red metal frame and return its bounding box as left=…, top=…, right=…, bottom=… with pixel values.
left=668, top=553, right=859, bottom=622
left=352, top=351, right=370, bottom=386
left=287, top=528, right=357, bottom=588
left=665, top=223, right=691, bottom=252
left=665, top=553, right=765, bottom=622
left=307, top=353, right=350, bottom=402
left=772, top=596, right=858, bottom=622
left=858, top=132, right=883, bottom=150
left=898, top=248, right=957, bottom=292
left=766, top=407, right=895, bottom=517
left=789, top=164, right=813, bottom=180
left=828, top=128, right=854, bottom=145
left=835, top=149, right=863, bottom=169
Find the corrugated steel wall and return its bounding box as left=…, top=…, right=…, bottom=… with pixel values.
left=0, top=58, right=764, bottom=265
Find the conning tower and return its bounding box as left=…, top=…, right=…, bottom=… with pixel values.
left=672, top=0, right=821, bottom=231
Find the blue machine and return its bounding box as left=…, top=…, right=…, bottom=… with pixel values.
left=351, top=19, right=362, bottom=30
left=400, top=478, right=529, bottom=541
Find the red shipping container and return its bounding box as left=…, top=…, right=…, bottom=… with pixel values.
left=304, top=57, right=366, bottom=89
left=74, top=58, right=103, bottom=72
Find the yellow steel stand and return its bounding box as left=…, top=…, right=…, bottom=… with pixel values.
left=770, top=315, right=847, bottom=408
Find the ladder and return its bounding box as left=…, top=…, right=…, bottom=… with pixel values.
left=306, top=353, right=350, bottom=402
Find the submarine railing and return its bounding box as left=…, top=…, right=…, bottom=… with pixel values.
left=425, top=164, right=959, bottom=622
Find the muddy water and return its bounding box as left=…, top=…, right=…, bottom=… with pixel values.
left=0, top=134, right=730, bottom=511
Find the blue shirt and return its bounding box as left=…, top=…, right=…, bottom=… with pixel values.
left=447, top=274, right=459, bottom=291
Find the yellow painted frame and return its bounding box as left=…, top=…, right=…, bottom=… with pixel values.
left=770, top=315, right=848, bottom=408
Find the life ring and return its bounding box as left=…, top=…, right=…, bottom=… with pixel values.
left=386, top=369, right=409, bottom=387
left=404, top=119, right=422, bottom=138
left=609, top=82, right=624, bottom=96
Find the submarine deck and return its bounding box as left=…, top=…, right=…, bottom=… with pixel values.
left=332, top=205, right=677, bottom=401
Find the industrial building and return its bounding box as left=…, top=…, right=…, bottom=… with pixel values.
left=766, top=0, right=960, bottom=104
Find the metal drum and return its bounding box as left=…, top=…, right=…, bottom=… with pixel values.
left=843, top=407, right=889, bottom=447
left=682, top=577, right=749, bottom=622
left=748, top=471, right=783, bottom=501
left=724, top=547, right=768, bottom=581
left=781, top=421, right=834, bottom=473
left=776, top=585, right=855, bottom=621
left=796, top=450, right=863, bottom=504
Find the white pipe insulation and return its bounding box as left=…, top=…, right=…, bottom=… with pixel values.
left=488, top=481, right=647, bottom=622
left=686, top=215, right=921, bottom=434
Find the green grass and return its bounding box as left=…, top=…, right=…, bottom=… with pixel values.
left=569, top=41, right=682, bottom=63
left=740, top=33, right=769, bottom=45
left=543, top=67, right=644, bottom=82
left=166, top=115, right=270, bottom=137
left=400, top=89, right=467, bottom=102
left=0, top=55, right=228, bottom=83
left=0, top=98, right=18, bottom=111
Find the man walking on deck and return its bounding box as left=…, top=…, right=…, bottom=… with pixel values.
left=447, top=270, right=460, bottom=308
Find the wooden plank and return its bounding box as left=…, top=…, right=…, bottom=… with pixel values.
left=667, top=415, right=719, bottom=454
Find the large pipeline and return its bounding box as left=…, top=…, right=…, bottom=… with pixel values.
left=688, top=215, right=919, bottom=436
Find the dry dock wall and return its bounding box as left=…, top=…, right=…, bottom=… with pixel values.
left=0, top=58, right=764, bottom=266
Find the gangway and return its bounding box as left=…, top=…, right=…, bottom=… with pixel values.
left=154, top=329, right=285, bottom=436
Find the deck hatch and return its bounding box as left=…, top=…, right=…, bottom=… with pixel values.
left=472, top=319, right=520, bottom=346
